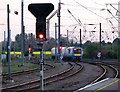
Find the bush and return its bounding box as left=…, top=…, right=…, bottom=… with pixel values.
left=106, top=51, right=117, bottom=59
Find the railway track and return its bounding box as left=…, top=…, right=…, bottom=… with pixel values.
left=95, top=62, right=118, bottom=78
left=2, top=61, right=119, bottom=91
left=87, top=61, right=119, bottom=84
left=2, top=63, right=55, bottom=89
left=2, top=63, right=54, bottom=78
left=2, top=62, right=83, bottom=92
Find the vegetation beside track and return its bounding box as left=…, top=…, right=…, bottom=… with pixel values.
left=2, top=58, right=39, bottom=73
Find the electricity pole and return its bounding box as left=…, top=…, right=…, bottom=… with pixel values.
left=4, top=31, right=6, bottom=53
left=100, top=23, right=102, bottom=51
left=55, top=23, right=57, bottom=60
left=67, top=30, right=69, bottom=45
left=58, top=0, right=61, bottom=62
left=118, top=1, right=120, bottom=62
left=46, top=10, right=58, bottom=38
left=99, top=23, right=102, bottom=60
left=21, top=0, right=24, bottom=65
left=80, top=29, right=82, bottom=47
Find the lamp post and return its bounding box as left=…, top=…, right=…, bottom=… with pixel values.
left=7, top=4, right=11, bottom=80
left=6, top=4, right=19, bottom=81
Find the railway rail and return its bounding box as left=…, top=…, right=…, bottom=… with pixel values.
left=2, top=64, right=54, bottom=79
left=2, top=62, right=83, bottom=91
left=2, top=61, right=119, bottom=91
left=86, top=61, right=119, bottom=84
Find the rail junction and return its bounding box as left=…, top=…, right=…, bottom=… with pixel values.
left=1, top=60, right=119, bottom=91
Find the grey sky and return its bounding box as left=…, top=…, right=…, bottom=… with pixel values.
left=0, top=0, right=119, bottom=42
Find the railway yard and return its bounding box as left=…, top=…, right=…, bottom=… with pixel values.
left=1, top=59, right=120, bottom=91
left=1, top=0, right=120, bottom=92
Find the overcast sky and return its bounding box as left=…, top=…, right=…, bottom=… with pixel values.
left=0, top=0, right=119, bottom=43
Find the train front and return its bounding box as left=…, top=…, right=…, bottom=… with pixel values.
left=73, top=47, right=83, bottom=61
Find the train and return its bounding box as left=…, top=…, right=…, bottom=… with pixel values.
left=51, top=46, right=83, bottom=61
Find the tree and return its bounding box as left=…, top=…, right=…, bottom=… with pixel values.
left=15, top=34, right=21, bottom=51
left=60, top=37, right=69, bottom=46
left=83, top=41, right=99, bottom=59
left=69, top=39, right=74, bottom=46
left=14, top=33, right=36, bottom=52
left=101, top=40, right=106, bottom=45
left=43, top=38, right=56, bottom=51
left=0, top=42, right=2, bottom=54
left=24, top=33, right=36, bottom=52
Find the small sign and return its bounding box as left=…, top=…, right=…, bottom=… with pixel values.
left=97, top=52, right=101, bottom=58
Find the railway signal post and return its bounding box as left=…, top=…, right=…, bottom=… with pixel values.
left=28, top=3, right=54, bottom=91
left=37, top=40, right=44, bottom=91
left=28, top=45, right=32, bottom=60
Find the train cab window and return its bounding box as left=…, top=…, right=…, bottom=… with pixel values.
left=74, top=48, right=81, bottom=54
left=68, top=49, right=71, bottom=54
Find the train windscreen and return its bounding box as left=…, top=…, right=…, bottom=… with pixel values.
left=74, top=48, right=81, bottom=54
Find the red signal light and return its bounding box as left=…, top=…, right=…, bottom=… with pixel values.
left=28, top=45, right=32, bottom=51
left=59, top=46, right=62, bottom=50
left=38, top=34, right=44, bottom=39
left=28, top=47, right=32, bottom=51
